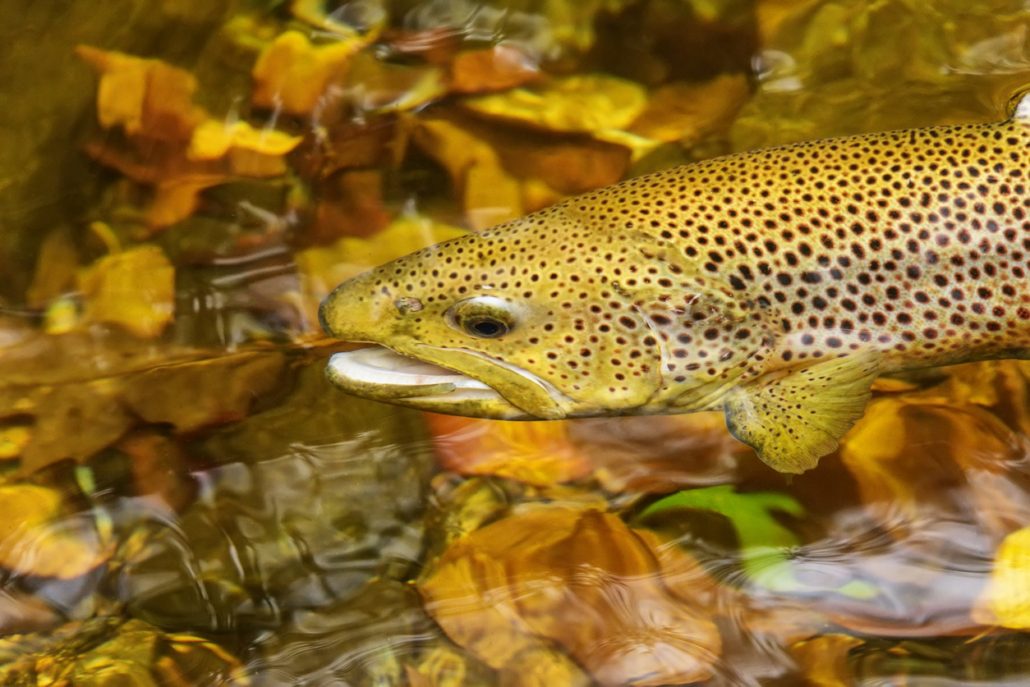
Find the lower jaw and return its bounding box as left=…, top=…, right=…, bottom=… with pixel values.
left=379, top=391, right=535, bottom=420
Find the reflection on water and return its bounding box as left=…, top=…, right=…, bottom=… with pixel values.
left=1, top=0, right=1029, bottom=685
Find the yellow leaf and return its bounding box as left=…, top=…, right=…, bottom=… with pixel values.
left=974, top=526, right=1030, bottom=629
left=411, top=117, right=523, bottom=229
left=0, top=424, right=30, bottom=460
left=789, top=634, right=865, bottom=687
left=0, top=485, right=108, bottom=579
left=26, top=229, right=79, bottom=309
left=252, top=30, right=363, bottom=115
left=188, top=120, right=302, bottom=161
left=461, top=73, right=648, bottom=139
left=76, top=45, right=205, bottom=141
left=343, top=51, right=447, bottom=114
left=78, top=246, right=175, bottom=338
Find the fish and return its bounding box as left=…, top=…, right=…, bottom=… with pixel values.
left=319, top=90, right=1030, bottom=474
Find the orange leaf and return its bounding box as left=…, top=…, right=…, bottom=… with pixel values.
left=449, top=45, right=541, bottom=94
left=420, top=506, right=721, bottom=685
left=252, top=30, right=363, bottom=115
left=76, top=45, right=205, bottom=141
left=0, top=485, right=109, bottom=580
left=426, top=415, right=592, bottom=486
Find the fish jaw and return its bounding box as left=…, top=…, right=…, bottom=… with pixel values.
left=325, top=345, right=570, bottom=419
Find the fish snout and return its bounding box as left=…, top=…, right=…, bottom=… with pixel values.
left=318, top=273, right=385, bottom=341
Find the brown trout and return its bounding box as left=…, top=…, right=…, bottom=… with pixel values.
left=319, top=91, right=1030, bottom=474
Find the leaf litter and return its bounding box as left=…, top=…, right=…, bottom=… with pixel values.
left=1, top=0, right=1029, bottom=684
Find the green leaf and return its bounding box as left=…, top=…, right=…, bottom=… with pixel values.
left=640, top=485, right=804, bottom=592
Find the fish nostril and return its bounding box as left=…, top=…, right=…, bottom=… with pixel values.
left=394, top=297, right=424, bottom=315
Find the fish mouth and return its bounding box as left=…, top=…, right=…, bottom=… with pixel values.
left=325, top=345, right=540, bottom=419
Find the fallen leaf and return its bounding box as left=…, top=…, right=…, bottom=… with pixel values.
left=291, top=0, right=387, bottom=39
left=76, top=45, right=205, bottom=141
left=640, top=485, right=806, bottom=592
left=118, top=431, right=198, bottom=513
left=251, top=30, right=364, bottom=115
left=461, top=74, right=649, bottom=142
left=841, top=394, right=1030, bottom=541
left=628, top=74, right=750, bottom=144
left=188, top=120, right=302, bottom=167
left=120, top=351, right=286, bottom=433
left=420, top=505, right=721, bottom=686
left=79, top=46, right=302, bottom=229
left=973, top=526, right=1030, bottom=629
left=788, top=633, right=865, bottom=687
left=342, top=51, right=447, bottom=115
left=0, top=617, right=247, bottom=685
left=449, top=44, right=541, bottom=94
left=411, top=116, right=524, bottom=228
left=26, top=228, right=79, bottom=309
left=426, top=415, right=592, bottom=486
left=77, top=245, right=175, bottom=339
left=307, top=169, right=391, bottom=243
left=0, top=484, right=108, bottom=579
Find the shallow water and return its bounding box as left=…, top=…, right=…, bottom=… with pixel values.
left=1, top=1, right=1029, bottom=685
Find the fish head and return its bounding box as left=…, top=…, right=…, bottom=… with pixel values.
left=319, top=206, right=768, bottom=419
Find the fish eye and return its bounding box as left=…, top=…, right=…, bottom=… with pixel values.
left=446, top=296, right=518, bottom=339
left=463, top=316, right=509, bottom=338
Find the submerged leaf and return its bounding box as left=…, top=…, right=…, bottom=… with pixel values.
left=461, top=73, right=649, bottom=139
left=251, top=30, right=364, bottom=115
left=427, top=415, right=591, bottom=486
left=120, top=351, right=286, bottom=433
left=0, top=484, right=108, bottom=579
left=76, top=45, right=205, bottom=141
left=420, top=506, right=721, bottom=686
left=640, top=485, right=805, bottom=592
left=77, top=245, right=175, bottom=339
left=974, top=526, right=1030, bottom=629
left=449, top=44, right=541, bottom=94
left=628, top=74, right=750, bottom=144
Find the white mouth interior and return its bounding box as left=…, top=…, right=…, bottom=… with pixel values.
left=327, top=346, right=492, bottom=391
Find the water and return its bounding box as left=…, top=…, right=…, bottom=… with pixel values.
left=1, top=0, right=1029, bottom=684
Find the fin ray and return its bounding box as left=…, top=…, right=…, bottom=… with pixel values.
left=723, top=349, right=883, bottom=474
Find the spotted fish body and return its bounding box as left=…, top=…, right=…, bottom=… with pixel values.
left=320, top=92, right=1030, bottom=474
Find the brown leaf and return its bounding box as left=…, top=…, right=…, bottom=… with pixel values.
left=308, top=170, right=391, bottom=243
left=628, top=74, right=750, bottom=144
left=420, top=506, right=721, bottom=686
left=118, top=431, right=198, bottom=513
left=120, top=351, right=286, bottom=433
left=449, top=45, right=541, bottom=94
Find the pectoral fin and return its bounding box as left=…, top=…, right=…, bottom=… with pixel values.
left=723, top=350, right=882, bottom=474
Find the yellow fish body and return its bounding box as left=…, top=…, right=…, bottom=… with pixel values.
left=320, top=91, right=1030, bottom=474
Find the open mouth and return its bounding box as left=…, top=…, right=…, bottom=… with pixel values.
left=326, top=346, right=501, bottom=402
